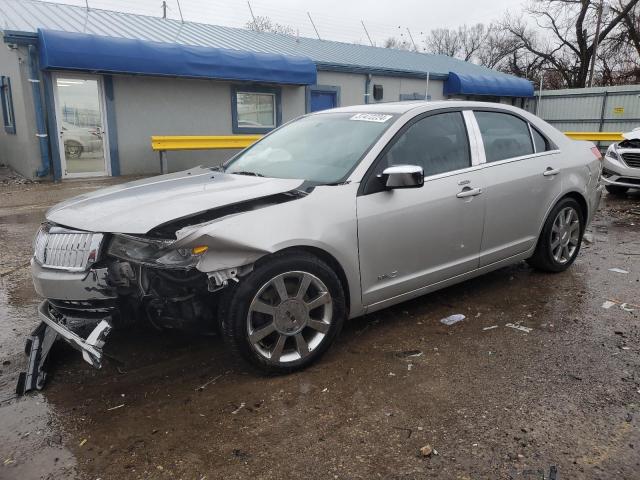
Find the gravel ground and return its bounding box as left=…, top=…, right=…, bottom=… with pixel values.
left=0, top=178, right=638, bottom=480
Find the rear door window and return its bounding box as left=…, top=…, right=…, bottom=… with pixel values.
left=475, top=111, right=534, bottom=162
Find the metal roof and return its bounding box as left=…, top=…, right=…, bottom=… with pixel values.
left=0, top=0, right=516, bottom=80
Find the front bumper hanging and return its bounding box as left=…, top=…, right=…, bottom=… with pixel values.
left=16, top=300, right=113, bottom=395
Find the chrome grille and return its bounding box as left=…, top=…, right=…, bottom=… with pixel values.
left=622, top=152, right=640, bottom=168
left=33, top=225, right=103, bottom=272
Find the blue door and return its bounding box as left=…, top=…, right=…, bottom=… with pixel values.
left=310, top=90, right=337, bottom=112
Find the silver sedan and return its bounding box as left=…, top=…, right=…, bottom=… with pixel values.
left=26, top=101, right=603, bottom=387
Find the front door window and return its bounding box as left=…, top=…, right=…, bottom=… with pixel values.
left=55, top=76, right=109, bottom=177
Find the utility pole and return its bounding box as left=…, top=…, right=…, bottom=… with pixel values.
left=406, top=27, right=418, bottom=51
left=361, top=20, right=374, bottom=46
left=176, top=0, right=184, bottom=23
left=247, top=1, right=257, bottom=26
left=536, top=70, right=544, bottom=117
left=84, top=0, right=90, bottom=11
left=307, top=12, right=321, bottom=40
left=588, top=0, right=606, bottom=87
left=161, top=0, right=167, bottom=19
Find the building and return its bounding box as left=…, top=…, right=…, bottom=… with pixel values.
left=0, top=0, right=534, bottom=180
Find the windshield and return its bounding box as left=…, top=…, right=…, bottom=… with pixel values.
left=224, top=112, right=397, bottom=183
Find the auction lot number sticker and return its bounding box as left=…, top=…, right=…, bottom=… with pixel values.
left=350, top=113, right=393, bottom=123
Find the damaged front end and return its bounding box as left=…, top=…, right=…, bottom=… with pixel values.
left=18, top=223, right=243, bottom=394
left=17, top=188, right=305, bottom=394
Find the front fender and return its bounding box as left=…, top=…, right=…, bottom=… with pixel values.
left=174, top=183, right=365, bottom=318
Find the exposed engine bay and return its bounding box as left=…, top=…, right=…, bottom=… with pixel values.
left=618, top=138, right=640, bottom=149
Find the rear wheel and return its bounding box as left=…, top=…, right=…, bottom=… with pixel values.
left=527, top=197, right=584, bottom=273
left=605, top=185, right=629, bottom=196
left=220, top=252, right=346, bottom=374
left=64, top=141, right=83, bottom=159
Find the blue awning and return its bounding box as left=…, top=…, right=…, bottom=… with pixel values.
left=37, top=29, right=317, bottom=85
left=443, top=72, right=534, bottom=98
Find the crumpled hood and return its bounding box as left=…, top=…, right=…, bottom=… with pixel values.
left=46, top=167, right=304, bottom=234
left=622, top=128, right=640, bottom=141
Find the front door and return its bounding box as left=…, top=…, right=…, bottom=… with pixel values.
left=53, top=74, right=110, bottom=178
left=357, top=111, right=486, bottom=307
left=310, top=90, right=337, bottom=112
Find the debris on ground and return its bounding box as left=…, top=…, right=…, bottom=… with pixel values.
left=0, top=165, right=38, bottom=186
left=440, top=314, right=466, bottom=326
left=582, top=233, right=594, bottom=244
left=420, top=444, right=433, bottom=457
left=603, top=299, right=638, bottom=312
left=106, top=404, right=125, bottom=411
left=505, top=323, right=533, bottom=333
left=395, top=349, right=423, bottom=358
left=419, top=444, right=438, bottom=457
left=79, top=439, right=87, bottom=447
left=231, top=402, right=246, bottom=415
left=609, top=268, right=629, bottom=274
left=482, top=325, right=499, bottom=331
left=195, top=374, right=222, bottom=392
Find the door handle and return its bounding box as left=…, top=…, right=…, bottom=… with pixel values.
left=456, top=187, right=482, bottom=198
left=543, top=167, right=560, bottom=177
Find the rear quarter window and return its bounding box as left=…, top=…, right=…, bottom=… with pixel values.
left=531, top=126, right=550, bottom=153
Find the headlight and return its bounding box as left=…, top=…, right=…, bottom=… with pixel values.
left=606, top=145, right=620, bottom=161
left=107, top=235, right=208, bottom=269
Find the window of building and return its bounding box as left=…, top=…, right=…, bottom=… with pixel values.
left=1, top=76, right=16, bottom=134
left=231, top=86, right=281, bottom=134
left=377, top=112, right=471, bottom=177
left=474, top=111, right=534, bottom=162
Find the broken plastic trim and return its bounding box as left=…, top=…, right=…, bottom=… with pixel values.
left=16, top=301, right=112, bottom=395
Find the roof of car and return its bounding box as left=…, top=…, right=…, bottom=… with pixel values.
left=322, top=100, right=526, bottom=115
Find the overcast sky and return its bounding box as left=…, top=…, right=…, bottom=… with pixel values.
left=46, top=0, right=523, bottom=47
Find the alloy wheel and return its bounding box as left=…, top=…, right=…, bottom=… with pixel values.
left=246, top=271, right=333, bottom=365
left=550, top=206, right=580, bottom=264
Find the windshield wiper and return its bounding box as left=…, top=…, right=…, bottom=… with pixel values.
left=230, top=170, right=265, bottom=177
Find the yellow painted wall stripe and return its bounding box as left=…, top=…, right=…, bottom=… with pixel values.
left=151, top=135, right=262, bottom=151
left=564, top=132, right=623, bottom=141
left=151, top=132, right=624, bottom=152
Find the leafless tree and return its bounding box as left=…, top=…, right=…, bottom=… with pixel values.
left=246, top=15, right=295, bottom=36
left=502, top=0, right=640, bottom=88
left=383, top=36, right=412, bottom=50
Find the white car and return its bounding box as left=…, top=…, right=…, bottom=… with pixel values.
left=603, top=128, right=640, bottom=195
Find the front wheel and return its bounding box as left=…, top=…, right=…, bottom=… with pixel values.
left=527, top=198, right=584, bottom=273
left=220, top=252, right=346, bottom=374
left=605, top=185, right=629, bottom=196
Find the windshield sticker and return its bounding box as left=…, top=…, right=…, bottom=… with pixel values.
left=349, top=113, right=393, bottom=123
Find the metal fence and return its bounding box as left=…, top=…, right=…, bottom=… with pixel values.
left=524, top=85, right=640, bottom=145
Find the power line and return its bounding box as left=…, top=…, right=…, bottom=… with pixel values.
left=307, top=11, right=321, bottom=40
left=361, top=20, right=374, bottom=46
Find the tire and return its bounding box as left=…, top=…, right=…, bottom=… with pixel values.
left=605, top=185, right=629, bottom=196
left=64, top=141, right=83, bottom=159
left=527, top=197, right=584, bottom=273
left=219, top=251, right=346, bottom=374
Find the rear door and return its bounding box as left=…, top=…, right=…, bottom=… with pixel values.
left=357, top=110, right=486, bottom=307
left=472, top=110, right=562, bottom=266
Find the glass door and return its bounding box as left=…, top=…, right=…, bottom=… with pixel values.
left=53, top=74, right=110, bottom=178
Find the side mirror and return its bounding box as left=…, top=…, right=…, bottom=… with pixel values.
left=377, top=165, right=424, bottom=189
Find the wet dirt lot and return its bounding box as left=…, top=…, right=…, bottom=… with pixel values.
left=0, top=178, right=639, bottom=480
